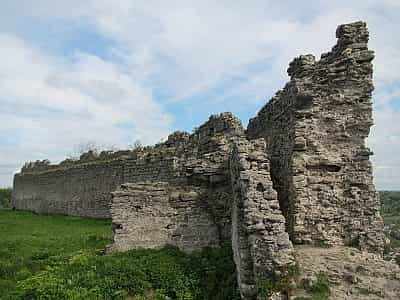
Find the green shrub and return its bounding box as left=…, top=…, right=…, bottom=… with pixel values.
left=309, top=273, right=330, bottom=295
left=296, top=272, right=330, bottom=300
left=16, top=246, right=240, bottom=300
left=257, top=262, right=300, bottom=298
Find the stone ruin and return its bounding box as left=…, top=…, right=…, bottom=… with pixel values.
left=12, top=21, right=386, bottom=299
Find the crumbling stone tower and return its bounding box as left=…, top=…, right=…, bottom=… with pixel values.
left=12, top=21, right=385, bottom=300
left=247, top=21, right=385, bottom=253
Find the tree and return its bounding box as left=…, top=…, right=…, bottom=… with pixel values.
left=0, top=188, right=12, bottom=208
left=132, top=140, right=143, bottom=152
left=75, top=140, right=100, bottom=156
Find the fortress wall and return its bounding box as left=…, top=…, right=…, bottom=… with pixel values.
left=12, top=158, right=178, bottom=218
left=229, top=138, right=294, bottom=299
left=247, top=21, right=385, bottom=252
left=107, top=113, right=246, bottom=253
left=12, top=113, right=244, bottom=241
left=109, top=182, right=220, bottom=253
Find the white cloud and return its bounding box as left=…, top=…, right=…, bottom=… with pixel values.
left=0, top=33, right=173, bottom=187
left=0, top=0, right=399, bottom=189
left=370, top=108, right=400, bottom=190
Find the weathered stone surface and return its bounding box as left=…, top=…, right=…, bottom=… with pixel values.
left=230, top=138, right=294, bottom=299
left=247, top=21, right=384, bottom=253
left=13, top=112, right=244, bottom=225
left=294, top=246, right=400, bottom=299
left=108, top=182, right=220, bottom=253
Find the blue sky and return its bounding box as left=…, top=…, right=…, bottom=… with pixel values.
left=0, top=0, right=399, bottom=190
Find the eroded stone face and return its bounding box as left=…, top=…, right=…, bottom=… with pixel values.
left=12, top=112, right=244, bottom=231
left=109, top=182, right=220, bottom=252
left=230, top=138, right=294, bottom=299
left=247, top=21, right=385, bottom=253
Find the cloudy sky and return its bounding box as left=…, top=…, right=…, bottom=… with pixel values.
left=0, top=0, right=399, bottom=190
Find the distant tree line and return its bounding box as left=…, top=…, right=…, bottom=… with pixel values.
left=0, top=188, right=12, bottom=208
left=380, top=191, right=400, bottom=216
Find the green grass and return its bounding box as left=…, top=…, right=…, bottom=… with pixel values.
left=0, top=209, right=240, bottom=300
left=0, top=209, right=111, bottom=299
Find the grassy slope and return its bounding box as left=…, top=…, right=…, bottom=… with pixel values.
left=0, top=210, right=111, bottom=299
left=0, top=210, right=239, bottom=300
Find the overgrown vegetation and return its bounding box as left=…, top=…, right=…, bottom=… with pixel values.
left=295, top=273, right=331, bottom=300
left=132, top=140, right=143, bottom=153
left=0, top=209, right=239, bottom=300
left=380, top=191, right=400, bottom=216
left=257, top=262, right=300, bottom=298
left=380, top=191, right=400, bottom=265
left=0, top=188, right=12, bottom=208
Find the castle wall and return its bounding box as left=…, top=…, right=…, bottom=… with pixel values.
left=109, top=182, right=220, bottom=252
left=12, top=113, right=244, bottom=242
left=247, top=21, right=385, bottom=252
left=230, top=138, right=294, bottom=299
left=12, top=158, right=177, bottom=218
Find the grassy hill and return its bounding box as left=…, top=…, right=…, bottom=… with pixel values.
left=0, top=210, right=239, bottom=300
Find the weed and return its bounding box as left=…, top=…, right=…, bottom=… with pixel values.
left=295, top=272, right=330, bottom=300
left=257, top=262, right=300, bottom=298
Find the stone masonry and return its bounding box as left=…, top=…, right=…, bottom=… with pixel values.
left=247, top=21, right=385, bottom=253
left=109, top=182, right=219, bottom=253
left=230, top=138, right=294, bottom=299
left=13, top=112, right=244, bottom=229
left=12, top=21, right=386, bottom=299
